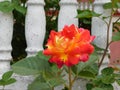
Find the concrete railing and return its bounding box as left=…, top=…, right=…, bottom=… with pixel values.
left=0, top=0, right=13, bottom=75
left=0, top=0, right=120, bottom=90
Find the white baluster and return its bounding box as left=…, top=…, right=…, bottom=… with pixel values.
left=91, top=0, right=111, bottom=72
left=79, top=2, right=83, bottom=10
left=92, top=0, right=111, bottom=49
left=25, top=0, right=46, bottom=56
left=0, top=0, right=13, bottom=74
left=58, top=0, right=78, bottom=31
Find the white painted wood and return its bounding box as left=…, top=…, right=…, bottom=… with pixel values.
left=0, top=0, right=13, bottom=74
left=25, top=0, right=46, bottom=56
left=58, top=0, right=78, bottom=31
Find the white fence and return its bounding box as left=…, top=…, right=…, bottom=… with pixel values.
left=0, top=0, right=119, bottom=90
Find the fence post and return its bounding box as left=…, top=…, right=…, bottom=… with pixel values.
left=91, top=0, right=111, bottom=70
left=0, top=0, right=13, bottom=75
left=58, top=0, right=78, bottom=31
left=91, top=0, right=111, bottom=49
left=25, top=0, right=46, bottom=56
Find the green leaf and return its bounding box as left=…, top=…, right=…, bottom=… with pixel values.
left=114, top=73, right=120, bottom=77
left=12, top=0, right=20, bottom=5
left=0, top=1, right=14, bottom=13
left=51, top=64, right=62, bottom=74
left=83, top=19, right=91, bottom=24
left=92, top=84, right=114, bottom=90
left=28, top=82, right=51, bottom=90
left=93, top=44, right=105, bottom=52
left=43, top=71, right=65, bottom=87
left=93, top=75, right=103, bottom=86
left=116, top=79, right=120, bottom=85
left=47, top=77, right=65, bottom=87
left=91, top=11, right=101, bottom=17
left=28, top=71, right=65, bottom=90
left=112, top=32, right=120, bottom=41
left=92, top=87, right=103, bottom=90
left=14, top=5, right=26, bottom=15
left=28, top=75, right=51, bottom=90
left=0, top=71, right=16, bottom=86
left=77, top=10, right=91, bottom=18
left=84, top=63, right=99, bottom=75
left=100, top=84, right=114, bottom=90
left=103, top=2, right=112, bottom=9
left=76, top=10, right=101, bottom=18
left=72, top=62, right=84, bottom=74
left=72, top=53, right=98, bottom=74
left=112, top=0, right=120, bottom=8
left=102, top=16, right=110, bottom=20
left=0, top=80, right=6, bottom=86
left=101, top=75, right=115, bottom=84
left=78, top=71, right=95, bottom=79
left=12, top=56, right=51, bottom=75
left=3, top=78, right=16, bottom=85
left=101, top=67, right=114, bottom=75
left=0, top=78, right=16, bottom=86
left=117, top=2, right=120, bottom=8
left=37, top=51, right=50, bottom=61
left=2, top=71, right=13, bottom=81
left=86, top=83, right=94, bottom=90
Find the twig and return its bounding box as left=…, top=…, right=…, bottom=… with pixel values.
left=98, top=10, right=114, bottom=68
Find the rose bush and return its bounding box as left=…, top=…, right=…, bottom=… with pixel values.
left=12, top=24, right=97, bottom=90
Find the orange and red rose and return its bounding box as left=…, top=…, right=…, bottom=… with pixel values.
left=43, top=24, right=95, bottom=68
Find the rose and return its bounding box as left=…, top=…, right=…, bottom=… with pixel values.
left=43, top=24, right=95, bottom=68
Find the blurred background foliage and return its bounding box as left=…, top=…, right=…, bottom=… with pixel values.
left=11, top=0, right=27, bottom=61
